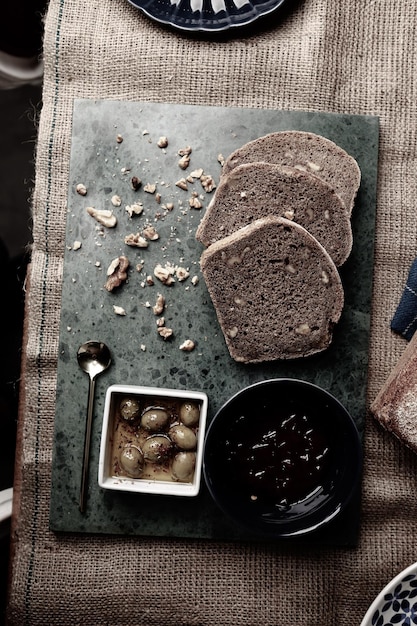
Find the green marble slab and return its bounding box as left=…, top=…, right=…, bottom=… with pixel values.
left=50, top=100, right=379, bottom=544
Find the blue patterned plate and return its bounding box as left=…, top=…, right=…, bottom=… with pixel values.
left=127, top=0, right=291, bottom=32
left=361, top=563, right=417, bottom=626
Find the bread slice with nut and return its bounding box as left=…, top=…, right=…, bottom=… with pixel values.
left=222, top=131, right=361, bottom=216
left=196, top=162, right=352, bottom=266
left=200, top=215, right=344, bottom=364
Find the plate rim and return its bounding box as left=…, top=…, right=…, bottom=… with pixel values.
left=126, top=0, right=290, bottom=32
left=360, top=562, right=417, bottom=626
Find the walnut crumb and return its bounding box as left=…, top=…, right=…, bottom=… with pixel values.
left=124, top=233, right=149, bottom=248
left=144, top=183, right=156, bottom=194
left=179, top=340, right=195, bottom=352
left=113, top=305, right=126, bottom=316
left=105, top=256, right=129, bottom=291
left=76, top=183, right=87, bottom=196
left=158, top=326, right=173, bottom=340
left=153, top=294, right=165, bottom=315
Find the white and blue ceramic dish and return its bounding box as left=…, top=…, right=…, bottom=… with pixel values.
left=127, top=0, right=290, bottom=32
left=360, top=562, right=417, bottom=626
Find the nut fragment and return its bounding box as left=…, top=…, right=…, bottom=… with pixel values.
left=131, top=176, right=142, bottom=191
left=125, top=202, right=143, bottom=217
left=188, top=168, right=203, bottom=180
left=142, top=225, right=159, bottom=241
left=157, top=136, right=168, bottom=148
left=227, top=327, right=238, bottom=338
left=295, top=323, right=311, bottom=335
left=189, top=195, right=202, bottom=209
left=105, top=255, right=129, bottom=291
left=200, top=174, right=216, bottom=193
left=72, top=241, right=82, bottom=251
left=124, top=233, right=149, bottom=248
left=153, top=294, right=165, bottom=315
left=178, top=146, right=192, bottom=157
left=175, top=178, right=188, bottom=191
left=113, top=305, right=126, bottom=316
left=144, top=183, right=156, bottom=194
left=154, top=263, right=175, bottom=285
left=179, top=339, right=195, bottom=352
left=116, top=134, right=123, bottom=143
left=158, top=326, right=173, bottom=340
left=76, top=183, right=87, bottom=196
left=86, top=207, right=117, bottom=228
left=175, top=266, right=189, bottom=282
left=178, top=154, right=191, bottom=170
left=111, top=194, right=122, bottom=207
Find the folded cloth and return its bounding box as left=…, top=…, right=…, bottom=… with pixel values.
left=391, top=257, right=417, bottom=340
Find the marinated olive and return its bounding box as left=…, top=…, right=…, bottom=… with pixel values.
left=141, top=407, right=169, bottom=432
left=179, top=401, right=200, bottom=427
left=169, top=424, right=197, bottom=450
left=120, top=398, right=140, bottom=421
left=172, top=452, right=196, bottom=483
left=119, top=445, right=144, bottom=478
left=142, top=435, right=172, bottom=463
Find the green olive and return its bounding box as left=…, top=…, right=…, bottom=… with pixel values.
left=169, top=424, right=197, bottom=450
left=119, top=445, right=143, bottom=478
left=172, top=452, right=196, bottom=483
left=142, top=436, right=172, bottom=463
left=120, top=398, right=140, bottom=421
left=141, top=407, right=169, bottom=432
left=179, top=401, right=200, bottom=427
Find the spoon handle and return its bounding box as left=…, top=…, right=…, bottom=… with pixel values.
left=79, top=375, right=96, bottom=513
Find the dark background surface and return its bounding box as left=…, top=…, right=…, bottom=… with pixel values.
left=0, top=81, right=42, bottom=625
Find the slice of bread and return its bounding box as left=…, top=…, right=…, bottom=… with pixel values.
left=222, top=131, right=361, bottom=216
left=200, top=215, right=344, bottom=363
left=370, top=332, right=417, bottom=452
left=196, top=162, right=352, bottom=266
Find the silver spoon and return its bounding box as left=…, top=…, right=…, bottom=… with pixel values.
left=77, top=340, right=111, bottom=513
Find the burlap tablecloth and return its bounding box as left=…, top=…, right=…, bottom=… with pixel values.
left=6, top=0, right=417, bottom=624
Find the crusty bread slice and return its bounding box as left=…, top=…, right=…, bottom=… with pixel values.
left=370, top=332, right=417, bottom=452
left=200, top=216, right=344, bottom=363
left=222, top=131, right=361, bottom=216
left=196, top=162, right=352, bottom=266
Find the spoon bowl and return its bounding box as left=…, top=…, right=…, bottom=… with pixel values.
left=77, top=340, right=111, bottom=513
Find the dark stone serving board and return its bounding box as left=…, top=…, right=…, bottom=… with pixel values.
left=50, top=99, right=379, bottom=545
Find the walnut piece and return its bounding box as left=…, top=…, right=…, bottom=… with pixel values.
left=105, top=256, right=129, bottom=291
left=153, top=294, right=165, bottom=315
left=86, top=207, right=117, bottom=228
left=124, top=233, right=149, bottom=248
left=158, top=326, right=173, bottom=340
left=200, top=174, right=216, bottom=193
left=175, top=178, right=188, bottom=191
left=154, top=263, right=175, bottom=285
left=76, top=183, right=87, bottom=196
left=157, top=136, right=168, bottom=148
left=131, top=176, right=141, bottom=191
left=125, top=202, right=143, bottom=217
left=142, top=225, right=159, bottom=241
left=179, top=340, right=195, bottom=352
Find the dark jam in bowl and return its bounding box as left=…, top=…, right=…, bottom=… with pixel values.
left=225, top=410, right=332, bottom=515
left=203, top=379, right=362, bottom=537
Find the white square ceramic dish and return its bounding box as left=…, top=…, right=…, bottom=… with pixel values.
left=98, top=384, right=208, bottom=497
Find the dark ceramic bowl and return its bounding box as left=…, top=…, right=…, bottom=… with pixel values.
left=203, top=378, right=362, bottom=538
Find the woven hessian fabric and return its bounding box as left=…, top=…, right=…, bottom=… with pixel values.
left=6, top=0, right=417, bottom=624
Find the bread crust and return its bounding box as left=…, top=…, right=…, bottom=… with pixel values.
left=370, top=332, right=417, bottom=452
left=222, top=131, right=361, bottom=216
